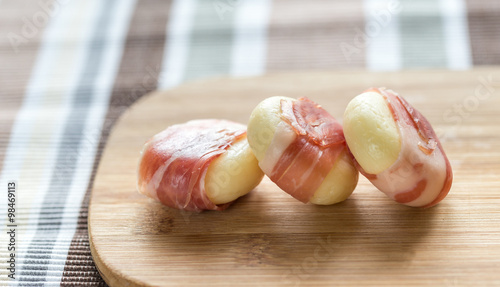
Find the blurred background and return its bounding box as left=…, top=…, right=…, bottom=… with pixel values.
left=0, top=0, right=499, bottom=285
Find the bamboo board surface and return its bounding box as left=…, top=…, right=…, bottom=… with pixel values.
left=89, top=70, right=500, bottom=286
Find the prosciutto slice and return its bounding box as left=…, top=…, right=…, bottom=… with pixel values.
left=358, top=88, right=453, bottom=208
left=260, top=97, right=347, bottom=203
left=137, top=119, right=246, bottom=212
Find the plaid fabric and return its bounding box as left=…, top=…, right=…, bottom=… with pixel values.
left=0, top=0, right=499, bottom=285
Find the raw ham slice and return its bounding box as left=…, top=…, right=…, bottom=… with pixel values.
left=265, top=98, right=347, bottom=203
left=358, top=88, right=453, bottom=208
left=137, top=119, right=246, bottom=212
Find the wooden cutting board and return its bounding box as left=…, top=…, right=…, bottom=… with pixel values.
left=89, top=69, right=500, bottom=287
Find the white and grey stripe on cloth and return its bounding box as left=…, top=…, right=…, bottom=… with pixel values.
left=1, top=0, right=136, bottom=285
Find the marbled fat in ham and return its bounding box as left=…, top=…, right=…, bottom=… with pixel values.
left=137, top=119, right=246, bottom=212
left=357, top=88, right=453, bottom=208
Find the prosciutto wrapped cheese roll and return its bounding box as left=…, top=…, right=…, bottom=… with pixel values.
left=247, top=97, right=358, bottom=205
left=343, top=88, right=453, bottom=208
left=137, top=119, right=264, bottom=212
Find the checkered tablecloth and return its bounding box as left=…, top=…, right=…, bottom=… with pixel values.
left=0, top=0, right=499, bottom=285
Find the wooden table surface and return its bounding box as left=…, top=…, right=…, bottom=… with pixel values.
left=89, top=69, right=500, bottom=286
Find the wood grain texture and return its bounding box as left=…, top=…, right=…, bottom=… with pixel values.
left=89, top=69, right=500, bottom=287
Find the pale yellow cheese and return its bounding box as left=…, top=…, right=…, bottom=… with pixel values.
left=247, top=96, right=291, bottom=162
left=309, top=150, right=358, bottom=205
left=205, top=137, right=264, bottom=205
left=343, top=91, right=401, bottom=175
